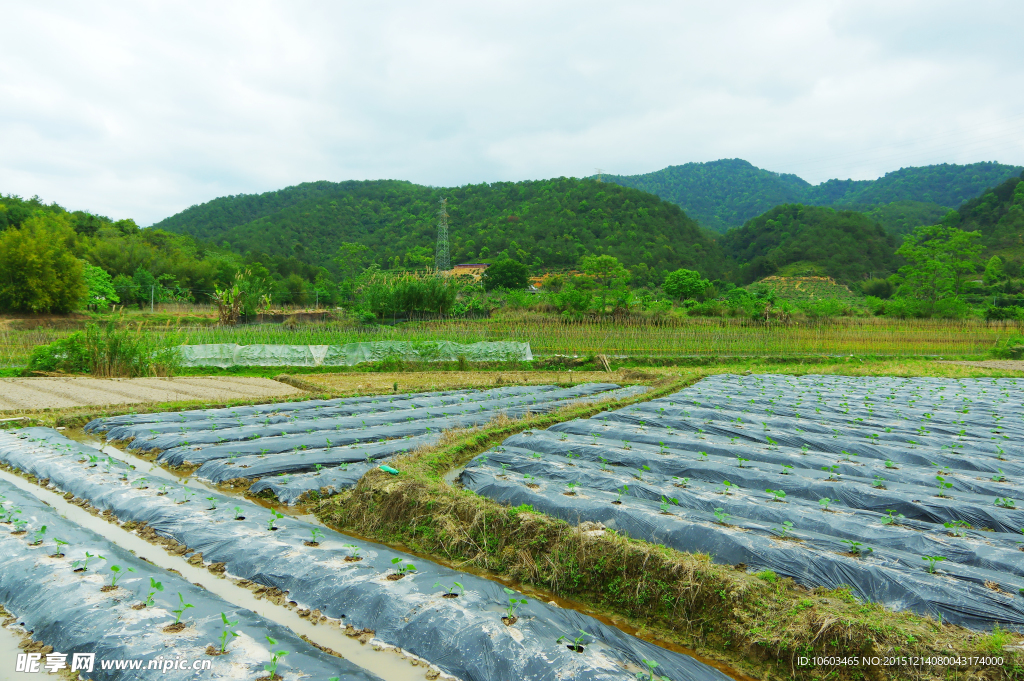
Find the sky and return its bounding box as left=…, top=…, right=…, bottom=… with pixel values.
left=1, top=0, right=1023, bottom=226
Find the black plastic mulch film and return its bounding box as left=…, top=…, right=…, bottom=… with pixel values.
left=0, top=478, right=380, bottom=681
left=86, top=383, right=649, bottom=505
left=458, top=374, right=1024, bottom=631
left=0, top=428, right=727, bottom=681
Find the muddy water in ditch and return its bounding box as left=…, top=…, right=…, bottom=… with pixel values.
left=62, top=429, right=752, bottom=681
left=0, top=621, right=46, bottom=678
left=0, top=469, right=436, bottom=681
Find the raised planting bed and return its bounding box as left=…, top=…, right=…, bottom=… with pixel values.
left=460, top=374, right=1024, bottom=631
left=0, top=429, right=730, bottom=681
left=85, top=383, right=648, bottom=504
left=0, top=478, right=379, bottom=680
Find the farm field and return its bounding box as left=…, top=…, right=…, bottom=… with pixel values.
left=462, top=374, right=1024, bottom=629
left=3, top=315, right=1022, bottom=368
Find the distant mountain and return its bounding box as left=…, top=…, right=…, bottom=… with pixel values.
left=719, top=204, right=901, bottom=285
left=601, top=160, right=1023, bottom=233
left=153, top=178, right=726, bottom=279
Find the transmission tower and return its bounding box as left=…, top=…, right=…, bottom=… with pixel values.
left=595, top=167, right=604, bottom=182
left=435, top=198, right=451, bottom=272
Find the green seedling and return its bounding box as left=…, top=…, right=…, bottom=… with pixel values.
left=598, top=457, right=611, bottom=472
left=944, top=520, right=970, bottom=537
left=529, top=452, right=542, bottom=460
left=818, top=498, right=832, bottom=512
left=172, top=593, right=193, bottom=624
left=145, top=578, right=164, bottom=606
left=885, top=460, right=897, bottom=469
left=206, top=496, right=217, bottom=510
left=72, top=551, right=106, bottom=572
left=557, top=629, right=590, bottom=652
left=737, top=456, right=750, bottom=468
left=922, top=555, right=946, bottom=574
left=308, top=527, right=324, bottom=544
left=766, top=488, right=786, bottom=502
left=233, top=506, right=244, bottom=520
left=635, top=658, right=671, bottom=681
left=781, top=464, right=793, bottom=475
left=622, top=441, right=632, bottom=450
left=659, top=496, right=672, bottom=513
left=713, top=508, right=731, bottom=524
left=720, top=480, right=734, bottom=494
left=523, top=473, right=537, bottom=485
left=774, top=520, right=795, bottom=538
left=800, top=444, right=809, bottom=454
left=344, top=544, right=361, bottom=559
left=992, top=469, right=1006, bottom=482
left=503, top=587, right=527, bottom=621
left=634, top=465, right=650, bottom=481
left=873, top=476, right=886, bottom=489
left=995, top=497, right=1016, bottom=509
left=672, top=476, right=689, bottom=487
left=390, top=557, right=416, bottom=576
left=614, top=485, right=628, bottom=503
left=564, top=481, right=580, bottom=495
left=315, top=464, right=323, bottom=475
left=53, top=538, right=68, bottom=556
left=30, top=525, right=47, bottom=545
left=433, top=580, right=464, bottom=597
left=697, top=451, right=709, bottom=462
left=822, top=465, right=840, bottom=480
left=218, top=612, right=240, bottom=652
left=267, top=510, right=285, bottom=531
left=12, top=518, right=27, bottom=532
left=765, top=437, right=778, bottom=449
left=936, top=475, right=953, bottom=496
left=841, top=450, right=858, bottom=462
left=841, top=540, right=872, bottom=557
left=179, top=487, right=195, bottom=504
left=108, top=564, right=135, bottom=588
left=132, top=477, right=147, bottom=488
left=264, top=636, right=289, bottom=678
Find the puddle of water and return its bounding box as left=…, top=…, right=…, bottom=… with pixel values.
left=0, top=620, right=52, bottom=678
left=0, top=469, right=437, bottom=681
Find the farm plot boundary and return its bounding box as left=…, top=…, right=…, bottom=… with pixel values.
left=314, top=371, right=1024, bottom=681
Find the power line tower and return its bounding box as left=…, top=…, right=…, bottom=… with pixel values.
left=435, top=198, right=451, bottom=272
left=595, top=167, right=604, bottom=182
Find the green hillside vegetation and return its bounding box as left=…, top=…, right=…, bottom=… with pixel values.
left=719, top=204, right=901, bottom=285
left=602, top=159, right=1022, bottom=233
left=953, top=170, right=1024, bottom=260
left=153, top=178, right=725, bottom=281
left=860, top=201, right=951, bottom=237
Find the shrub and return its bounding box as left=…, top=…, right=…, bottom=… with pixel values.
left=860, top=277, right=894, bottom=299
left=24, top=322, right=179, bottom=377
left=482, top=259, right=529, bottom=291
left=991, top=334, right=1024, bottom=359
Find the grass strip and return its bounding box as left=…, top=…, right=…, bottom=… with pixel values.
left=315, top=368, right=1024, bottom=681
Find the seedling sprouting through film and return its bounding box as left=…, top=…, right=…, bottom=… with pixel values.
left=433, top=580, right=464, bottom=598
left=145, top=578, right=164, bottom=607
left=557, top=629, right=590, bottom=653
left=72, top=552, right=106, bottom=572
left=264, top=636, right=289, bottom=678
left=267, top=510, right=285, bottom=531
left=390, top=557, right=416, bottom=577
left=713, top=508, right=731, bottom=524
left=636, top=658, right=671, bottom=681
left=172, top=592, right=194, bottom=625
left=53, top=538, right=68, bottom=557
left=773, top=521, right=795, bottom=538
left=880, top=510, right=904, bottom=526
left=818, top=498, right=832, bottom=512
left=766, top=488, right=786, bottom=502
left=922, top=556, right=946, bottom=574
left=995, top=497, right=1017, bottom=509
left=233, top=506, right=244, bottom=520
left=206, top=496, right=217, bottom=510
left=503, top=587, right=527, bottom=624
left=31, top=525, right=46, bottom=545
left=944, top=520, right=970, bottom=537
left=108, top=564, right=135, bottom=588
left=218, top=612, right=240, bottom=653
left=614, top=485, right=628, bottom=503
left=841, top=540, right=872, bottom=557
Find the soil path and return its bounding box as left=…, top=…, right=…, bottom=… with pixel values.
left=940, top=360, right=1024, bottom=371
left=0, top=376, right=302, bottom=411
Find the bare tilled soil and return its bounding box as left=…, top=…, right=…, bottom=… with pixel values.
left=941, top=359, right=1024, bottom=371
left=0, top=376, right=302, bottom=411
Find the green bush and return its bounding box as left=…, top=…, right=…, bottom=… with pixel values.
left=24, top=323, right=179, bottom=377
left=861, top=277, right=895, bottom=299
left=984, top=305, right=1024, bottom=321
left=991, top=334, right=1024, bottom=360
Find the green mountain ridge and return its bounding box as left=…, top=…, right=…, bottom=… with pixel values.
left=153, top=178, right=726, bottom=281
left=601, top=159, right=1023, bottom=233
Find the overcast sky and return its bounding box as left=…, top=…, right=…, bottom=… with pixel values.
left=2, top=0, right=1023, bottom=225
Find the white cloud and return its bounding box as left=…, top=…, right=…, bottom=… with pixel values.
left=1, top=0, right=1022, bottom=225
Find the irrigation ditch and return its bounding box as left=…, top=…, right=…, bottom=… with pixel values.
left=2, top=373, right=1023, bottom=680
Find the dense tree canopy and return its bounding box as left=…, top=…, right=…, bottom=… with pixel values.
left=151, top=178, right=726, bottom=281
left=602, top=159, right=1022, bottom=232
left=719, top=204, right=901, bottom=284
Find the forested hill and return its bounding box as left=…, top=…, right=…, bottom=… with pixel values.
left=951, top=170, right=1024, bottom=258
left=601, top=159, right=1023, bottom=232
left=153, top=178, right=726, bottom=279
left=718, top=204, right=901, bottom=285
